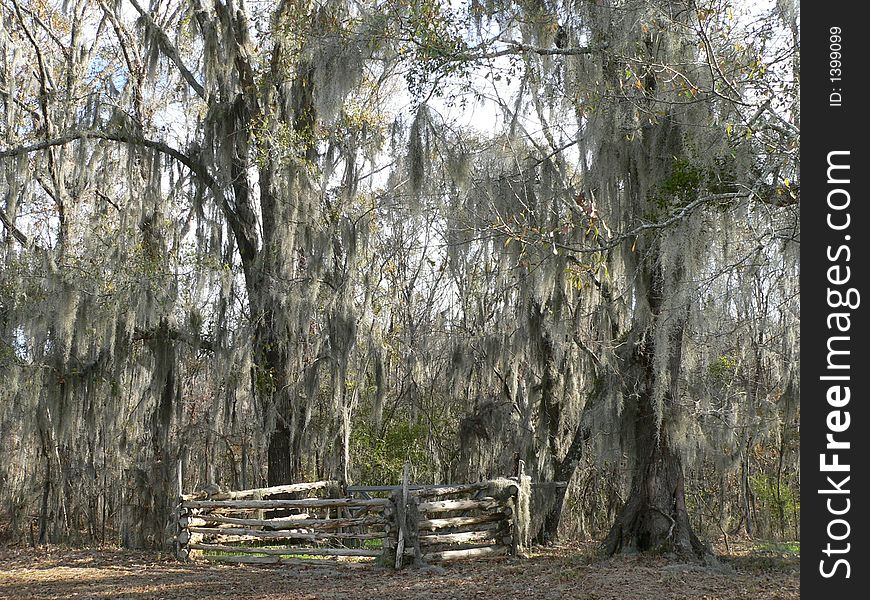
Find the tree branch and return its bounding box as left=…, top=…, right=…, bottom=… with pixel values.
left=0, top=130, right=214, bottom=189
left=0, top=129, right=248, bottom=245
left=0, top=203, right=29, bottom=246
left=554, top=192, right=749, bottom=256
left=128, top=0, right=206, bottom=100
left=98, top=0, right=145, bottom=119
left=469, top=41, right=598, bottom=61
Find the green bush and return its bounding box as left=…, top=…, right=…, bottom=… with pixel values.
left=350, top=419, right=430, bottom=485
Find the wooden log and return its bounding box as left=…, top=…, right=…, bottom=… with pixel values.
left=418, top=530, right=505, bottom=545
left=350, top=483, right=501, bottom=494
left=175, top=459, right=184, bottom=560
left=180, top=514, right=309, bottom=527
left=199, top=535, right=384, bottom=546
left=422, top=544, right=509, bottom=562
left=506, top=496, right=520, bottom=556
left=348, top=485, right=460, bottom=493
left=182, top=497, right=391, bottom=510
left=184, top=507, right=312, bottom=519
left=200, top=555, right=368, bottom=567
left=418, top=511, right=509, bottom=531
left=394, top=463, right=409, bottom=568
left=188, top=527, right=387, bottom=541
left=418, top=520, right=503, bottom=537
left=187, top=543, right=382, bottom=557
left=181, top=514, right=386, bottom=529
left=417, top=497, right=502, bottom=513
left=530, top=481, right=568, bottom=489
left=419, top=524, right=509, bottom=536
left=183, top=511, right=312, bottom=522
left=188, top=531, right=203, bottom=559
left=181, top=480, right=339, bottom=501
left=411, top=482, right=491, bottom=499
left=406, top=483, right=423, bottom=566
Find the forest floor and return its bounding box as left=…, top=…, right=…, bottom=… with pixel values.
left=0, top=540, right=798, bottom=600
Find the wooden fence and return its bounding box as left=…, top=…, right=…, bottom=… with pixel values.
left=176, top=480, right=392, bottom=565
left=176, top=472, right=531, bottom=567
left=404, top=479, right=522, bottom=564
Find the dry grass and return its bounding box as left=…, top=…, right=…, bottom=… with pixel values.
left=0, top=541, right=798, bottom=599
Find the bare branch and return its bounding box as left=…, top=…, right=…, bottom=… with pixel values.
left=98, top=0, right=145, bottom=119
left=128, top=0, right=206, bottom=100
left=469, top=40, right=598, bottom=61
left=0, top=203, right=29, bottom=246
left=0, top=130, right=212, bottom=187
left=0, top=127, right=262, bottom=271
left=555, top=192, right=749, bottom=255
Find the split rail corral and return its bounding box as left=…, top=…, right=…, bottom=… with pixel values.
left=176, top=474, right=542, bottom=567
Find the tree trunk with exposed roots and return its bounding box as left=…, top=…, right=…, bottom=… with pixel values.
left=602, top=397, right=709, bottom=559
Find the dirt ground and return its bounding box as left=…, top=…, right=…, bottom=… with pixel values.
left=0, top=542, right=798, bottom=600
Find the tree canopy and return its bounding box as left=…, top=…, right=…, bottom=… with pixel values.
left=0, top=0, right=798, bottom=556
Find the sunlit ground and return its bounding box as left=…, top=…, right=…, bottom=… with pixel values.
left=0, top=540, right=798, bottom=600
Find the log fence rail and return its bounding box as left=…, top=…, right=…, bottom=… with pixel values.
left=176, top=470, right=546, bottom=568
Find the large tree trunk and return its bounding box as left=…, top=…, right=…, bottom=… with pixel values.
left=251, top=303, right=307, bottom=487
left=267, top=424, right=303, bottom=487
left=602, top=266, right=710, bottom=560
left=602, top=396, right=709, bottom=559
left=602, top=239, right=710, bottom=560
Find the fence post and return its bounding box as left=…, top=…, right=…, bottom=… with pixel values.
left=389, top=463, right=423, bottom=568
left=394, top=464, right=409, bottom=568
left=406, top=478, right=422, bottom=566
left=175, top=458, right=188, bottom=561
left=515, top=460, right=530, bottom=554
left=502, top=460, right=526, bottom=556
